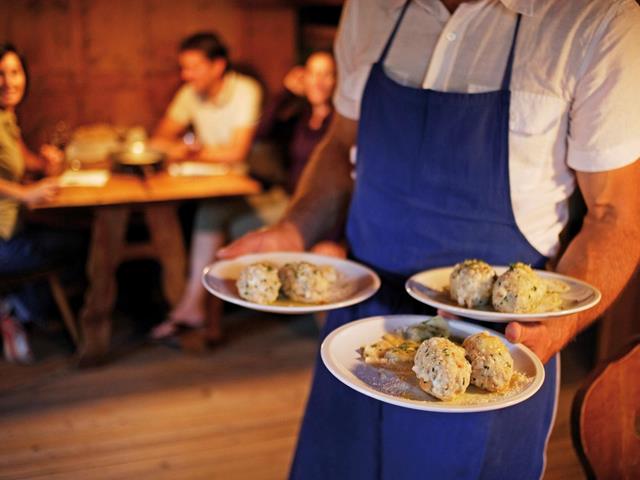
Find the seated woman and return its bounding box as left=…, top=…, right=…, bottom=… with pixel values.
left=151, top=50, right=344, bottom=344
left=230, top=51, right=344, bottom=255
left=0, top=43, right=80, bottom=363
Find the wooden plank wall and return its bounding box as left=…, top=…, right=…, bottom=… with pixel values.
left=0, top=0, right=297, bottom=146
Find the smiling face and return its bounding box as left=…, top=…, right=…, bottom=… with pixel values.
left=0, top=51, right=26, bottom=110
left=303, top=52, right=336, bottom=108
left=178, top=49, right=226, bottom=96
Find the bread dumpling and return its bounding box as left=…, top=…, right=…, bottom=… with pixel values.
left=492, top=262, right=545, bottom=313
left=236, top=262, right=281, bottom=304
left=278, top=261, right=337, bottom=303
left=463, top=332, right=513, bottom=392
left=450, top=259, right=497, bottom=308
left=412, top=337, right=471, bottom=401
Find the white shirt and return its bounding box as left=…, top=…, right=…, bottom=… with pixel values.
left=168, top=72, right=262, bottom=147
left=335, top=0, right=640, bottom=257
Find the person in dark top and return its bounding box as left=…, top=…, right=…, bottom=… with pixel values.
left=255, top=50, right=336, bottom=194
left=252, top=50, right=344, bottom=257
left=280, top=51, right=335, bottom=195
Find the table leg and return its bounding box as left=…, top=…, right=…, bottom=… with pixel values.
left=77, top=207, right=129, bottom=367
left=144, top=205, right=187, bottom=306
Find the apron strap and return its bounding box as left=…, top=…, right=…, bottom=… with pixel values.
left=500, top=13, right=522, bottom=90
left=378, top=0, right=412, bottom=64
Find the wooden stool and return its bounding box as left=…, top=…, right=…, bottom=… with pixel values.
left=571, top=335, right=640, bottom=479
left=0, top=267, right=79, bottom=346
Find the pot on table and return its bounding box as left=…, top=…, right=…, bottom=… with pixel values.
left=110, top=147, right=166, bottom=177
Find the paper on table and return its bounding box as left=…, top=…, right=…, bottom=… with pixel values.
left=168, top=162, right=247, bottom=177
left=59, top=169, right=110, bottom=187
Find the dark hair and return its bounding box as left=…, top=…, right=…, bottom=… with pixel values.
left=304, top=49, right=334, bottom=64
left=0, top=42, right=29, bottom=100
left=179, top=32, right=229, bottom=63
left=301, top=49, right=334, bottom=67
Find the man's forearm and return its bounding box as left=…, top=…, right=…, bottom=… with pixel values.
left=198, top=126, right=256, bottom=164
left=198, top=144, right=247, bottom=164
left=556, top=161, right=640, bottom=339
left=556, top=207, right=639, bottom=336
left=284, top=114, right=357, bottom=249
left=504, top=162, right=638, bottom=362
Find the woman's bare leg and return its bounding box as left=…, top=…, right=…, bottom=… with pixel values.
left=151, top=230, right=225, bottom=339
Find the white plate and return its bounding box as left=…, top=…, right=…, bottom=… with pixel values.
left=202, top=252, right=381, bottom=314
left=321, top=315, right=545, bottom=413
left=59, top=169, right=110, bottom=187
left=168, top=162, right=248, bottom=177
left=405, top=266, right=601, bottom=322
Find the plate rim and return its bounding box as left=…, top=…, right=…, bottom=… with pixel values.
left=405, top=265, right=601, bottom=322
left=202, top=251, right=381, bottom=314
left=320, top=314, right=545, bottom=413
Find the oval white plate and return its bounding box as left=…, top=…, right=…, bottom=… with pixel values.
left=202, top=252, right=381, bottom=314
left=321, top=315, right=545, bottom=413
left=405, top=266, right=601, bottom=322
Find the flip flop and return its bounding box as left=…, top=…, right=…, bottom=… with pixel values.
left=150, top=320, right=224, bottom=353
left=150, top=317, right=203, bottom=340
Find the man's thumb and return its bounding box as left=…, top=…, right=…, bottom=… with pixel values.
left=505, top=322, right=523, bottom=344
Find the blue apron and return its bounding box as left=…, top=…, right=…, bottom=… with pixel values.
left=291, top=4, right=558, bottom=479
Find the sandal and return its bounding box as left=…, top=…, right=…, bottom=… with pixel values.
left=155, top=329, right=225, bottom=354
left=150, top=317, right=203, bottom=340
left=150, top=319, right=224, bottom=353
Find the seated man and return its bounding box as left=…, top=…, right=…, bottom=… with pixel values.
left=150, top=31, right=262, bottom=343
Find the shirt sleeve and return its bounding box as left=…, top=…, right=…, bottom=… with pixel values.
left=567, top=0, right=640, bottom=172
left=333, top=0, right=372, bottom=120
left=0, top=114, right=24, bottom=181
left=166, top=86, right=193, bottom=127
left=233, top=77, right=263, bottom=128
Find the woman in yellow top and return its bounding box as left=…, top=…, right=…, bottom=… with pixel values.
left=0, top=43, right=78, bottom=363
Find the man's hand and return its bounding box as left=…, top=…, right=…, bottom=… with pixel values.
left=283, top=65, right=305, bottom=96
left=438, top=308, right=577, bottom=364
left=217, top=221, right=305, bottom=259
left=505, top=315, right=578, bottom=364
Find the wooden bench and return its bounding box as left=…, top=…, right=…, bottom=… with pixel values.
left=571, top=335, right=640, bottom=479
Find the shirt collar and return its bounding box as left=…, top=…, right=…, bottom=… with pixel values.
left=385, top=0, right=537, bottom=17
left=199, top=71, right=235, bottom=106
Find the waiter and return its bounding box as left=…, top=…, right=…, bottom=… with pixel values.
left=220, top=0, right=640, bottom=478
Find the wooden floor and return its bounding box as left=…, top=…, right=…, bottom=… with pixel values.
left=0, top=309, right=592, bottom=480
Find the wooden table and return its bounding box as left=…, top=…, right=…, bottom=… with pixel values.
left=36, top=170, right=261, bottom=366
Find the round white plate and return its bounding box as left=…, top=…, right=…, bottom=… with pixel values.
left=405, top=266, right=601, bottom=322
left=321, top=315, right=545, bottom=413
left=202, top=252, right=381, bottom=314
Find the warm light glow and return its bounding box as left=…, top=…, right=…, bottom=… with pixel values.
left=131, top=141, right=145, bottom=155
